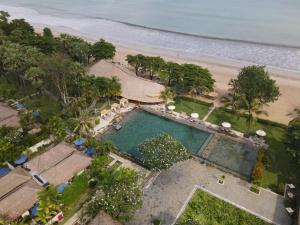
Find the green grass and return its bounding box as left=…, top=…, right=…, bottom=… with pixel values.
left=174, top=97, right=212, bottom=119
left=207, top=107, right=300, bottom=192
left=61, top=173, right=89, bottom=221
left=176, top=189, right=270, bottom=225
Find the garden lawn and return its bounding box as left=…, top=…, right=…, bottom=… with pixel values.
left=174, top=97, right=211, bottom=119
left=176, top=189, right=269, bottom=225
left=207, top=107, right=300, bottom=193
left=61, top=173, right=89, bottom=222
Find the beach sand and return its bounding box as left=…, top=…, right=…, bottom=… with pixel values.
left=34, top=25, right=300, bottom=125
left=111, top=45, right=300, bottom=125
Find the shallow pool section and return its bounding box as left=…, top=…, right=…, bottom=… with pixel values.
left=102, top=110, right=211, bottom=158
left=203, top=135, right=258, bottom=179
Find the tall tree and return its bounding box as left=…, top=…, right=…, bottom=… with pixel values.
left=180, top=64, right=215, bottom=95
left=0, top=42, right=43, bottom=87
left=91, top=39, right=116, bottom=61
left=227, top=65, right=280, bottom=130
left=159, top=61, right=182, bottom=86
left=39, top=53, right=84, bottom=105
left=126, top=54, right=146, bottom=76
left=144, top=56, right=165, bottom=80
left=59, top=34, right=91, bottom=65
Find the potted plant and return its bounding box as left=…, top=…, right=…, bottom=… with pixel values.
left=218, top=175, right=225, bottom=185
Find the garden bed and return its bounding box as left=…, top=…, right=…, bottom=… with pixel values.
left=176, top=189, right=269, bottom=225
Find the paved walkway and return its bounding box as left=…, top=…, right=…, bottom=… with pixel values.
left=128, top=159, right=291, bottom=225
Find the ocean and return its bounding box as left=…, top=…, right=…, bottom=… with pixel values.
left=1, top=0, right=300, bottom=71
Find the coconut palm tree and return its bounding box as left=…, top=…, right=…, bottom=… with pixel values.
left=73, top=108, right=94, bottom=137
left=159, top=87, right=175, bottom=104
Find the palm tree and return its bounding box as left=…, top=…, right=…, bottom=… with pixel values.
left=160, top=87, right=175, bottom=104
left=73, top=108, right=94, bottom=137
left=240, top=98, right=268, bottom=131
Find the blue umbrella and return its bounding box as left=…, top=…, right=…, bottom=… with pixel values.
left=56, top=182, right=68, bottom=193
left=32, top=111, right=41, bottom=117
left=16, top=103, right=25, bottom=110
left=74, top=138, right=85, bottom=146
left=0, top=166, right=11, bottom=177
left=85, top=147, right=96, bottom=157
left=14, top=155, right=28, bottom=165
left=30, top=204, right=38, bottom=217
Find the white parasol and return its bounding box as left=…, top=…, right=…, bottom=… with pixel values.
left=256, top=130, right=266, bottom=137
left=191, top=113, right=199, bottom=119
left=167, top=105, right=176, bottom=111
left=221, top=122, right=231, bottom=128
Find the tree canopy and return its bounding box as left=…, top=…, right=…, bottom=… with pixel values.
left=91, top=39, right=116, bottom=61
left=226, top=65, right=280, bottom=129
left=286, top=116, right=300, bottom=164
left=138, top=133, right=191, bottom=171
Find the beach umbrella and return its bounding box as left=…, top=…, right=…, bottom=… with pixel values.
left=256, top=130, right=266, bottom=137
left=0, top=166, right=11, bottom=177
left=16, top=103, right=25, bottom=110
left=85, top=147, right=96, bottom=157
left=191, top=113, right=199, bottom=119
left=74, top=138, right=85, bottom=146
left=221, top=122, right=231, bottom=129
left=32, top=111, right=41, bottom=117
left=30, top=204, right=38, bottom=217
left=56, top=183, right=68, bottom=193
left=14, top=155, right=28, bottom=165
left=168, top=105, right=176, bottom=111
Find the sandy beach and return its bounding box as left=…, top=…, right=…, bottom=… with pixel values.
left=34, top=25, right=300, bottom=125
left=110, top=45, right=300, bottom=125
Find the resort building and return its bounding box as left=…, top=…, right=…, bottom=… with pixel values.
left=0, top=168, right=41, bottom=220
left=0, top=103, right=20, bottom=127
left=0, top=142, right=92, bottom=220
left=89, top=61, right=165, bottom=103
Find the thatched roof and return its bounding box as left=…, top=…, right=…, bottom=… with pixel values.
left=89, top=211, right=122, bottom=225
left=0, top=103, right=20, bottom=127
left=0, top=167, right=31, bottom=200
left=89, top=61, right=164, bottom=103
left=24, top=142, right=74, bottom=173
left=41, top=152, right=91, bottom=185
left=0, top=180, right=41, bottom=220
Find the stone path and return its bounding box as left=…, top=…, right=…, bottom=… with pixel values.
left=128, top=159, right=291, bottom=225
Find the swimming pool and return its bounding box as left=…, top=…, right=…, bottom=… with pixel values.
left=102, top=110, right=211, bottom=158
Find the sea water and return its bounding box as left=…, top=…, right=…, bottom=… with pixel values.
left=1, top=0, right=300, bottom=71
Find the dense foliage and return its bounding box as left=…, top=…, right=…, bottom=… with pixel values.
left=80, top=166, right=142, bottom=224
left=91, top=39, right=116, bottom=61
left=176, top=189, right=270, bottom=225
left=36, top=186, right=62, bottom=224
left=138, top=133, right=191, bottom=171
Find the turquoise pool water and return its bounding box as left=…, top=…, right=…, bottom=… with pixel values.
left=102, top=110, right=210, bottom=158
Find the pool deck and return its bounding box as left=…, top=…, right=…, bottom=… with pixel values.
left=128, top=159, right=291, bottom=225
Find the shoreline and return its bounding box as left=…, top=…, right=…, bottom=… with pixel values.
left=34, top=23, right=300, bottom=124
left=33, top=23, right=300, bottom=80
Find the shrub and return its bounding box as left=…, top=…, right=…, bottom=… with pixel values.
left=277, top=183, right=285, bottom=195
left=152, top=218, right=161, bottom=225
left=252, top=162, right=264, bottom=181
